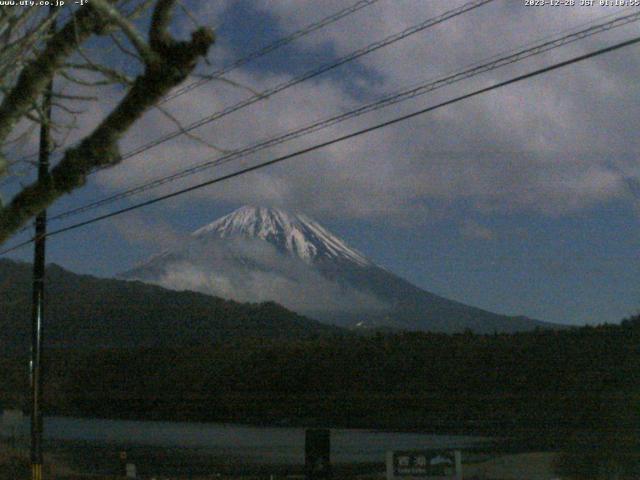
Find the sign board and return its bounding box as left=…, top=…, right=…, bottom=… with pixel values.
left=125, top=463, right=137, bottom=479
left=305, top=428, right=331, bottom=480
left=386, top=450, right=462, bottom=480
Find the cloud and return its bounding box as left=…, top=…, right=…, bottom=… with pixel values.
left=110, top=212, right=186, bottom=251
left=86, top=0, right=640, bottom=224
left=128, top=235, right=389, bottom=315
left=460, top=220, right=495, bottom=241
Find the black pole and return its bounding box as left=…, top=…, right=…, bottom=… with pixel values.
left=305, top=429, right=332, bottom=480
left=30, top=10, right=55, bottom=480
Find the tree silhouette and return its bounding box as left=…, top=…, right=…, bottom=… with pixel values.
left=0, top=0, right=214, bottom=245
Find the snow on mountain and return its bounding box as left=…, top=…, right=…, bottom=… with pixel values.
left=121, top=206, right=560, bottom=333
left=192, top=206, right=371, bottom=267
left=120, top=206, right=387, bottom=318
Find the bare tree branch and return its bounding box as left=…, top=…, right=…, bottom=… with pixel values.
left=153, top=103, right=230, bottom=154
left=89, top=0, right=159, bottom=65
left=65, top=56, right=134, bottom=86
left=109, top=32, right=144, bottom=63
left=0, top=7, right=109, bottom=146
left=149, top=0, right=177, bottom=52
left=0, top=1, right=214, bottom=243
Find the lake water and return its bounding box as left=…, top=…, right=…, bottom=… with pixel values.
left=4, top=415, right=487, bottom=464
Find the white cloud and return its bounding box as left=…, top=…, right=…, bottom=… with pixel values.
left=128, top=236, right=389, bottom=314
left=87, top=0, right=640, bottom=223
left=110, top=212, right=185, bottom=250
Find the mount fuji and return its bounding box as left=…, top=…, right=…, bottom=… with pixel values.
left=120, top=206, right=558, bottom=333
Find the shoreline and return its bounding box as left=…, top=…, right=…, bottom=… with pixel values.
left=5, top=409, right=499, bottom=440
left=1, top=440, right=559, bottom=480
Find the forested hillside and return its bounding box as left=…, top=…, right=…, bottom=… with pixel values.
left=1, top=316, right=638, bottom=449
left=0, top=259, right=344, bottom=352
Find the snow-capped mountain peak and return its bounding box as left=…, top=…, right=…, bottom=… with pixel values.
left=192, top=206, right=371, bottom=267
left=120, top=206, right=555, bottom=333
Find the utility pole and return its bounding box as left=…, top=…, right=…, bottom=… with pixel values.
left=30, top=8, right=55, bottom=480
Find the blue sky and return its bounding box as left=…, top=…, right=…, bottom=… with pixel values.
left=2, top=0, right=639, bottom=326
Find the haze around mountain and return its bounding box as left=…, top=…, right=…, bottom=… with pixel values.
left=121, top=206, right=560, bottom=333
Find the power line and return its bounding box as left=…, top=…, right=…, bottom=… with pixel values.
left=8, top=0, right=382, bottom=169
left=0, top=236, right=33, bottom=256
left=4, top=0, right=148, bottom=169
left=4, top=0, right=492, bottom=180
left=47, top=9, right=640, bottom=223
left=2, top=33, right=638, bottom=256
left=4, top=0, right=495, bottom=236
left=3, top=5, right=632, bottom=193
left=112, top=0, right=495, bottom=163
left=161, top=0, right=383, bottom=104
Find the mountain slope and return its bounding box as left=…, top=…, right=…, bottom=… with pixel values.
left=121, top=206, right=560, bottom=333
left=194, top=206, right=370, bottom=266
left=0, top=259, right=344, bottom=352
